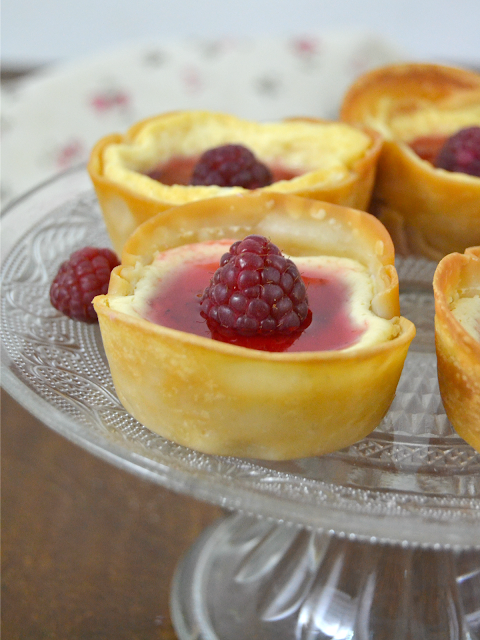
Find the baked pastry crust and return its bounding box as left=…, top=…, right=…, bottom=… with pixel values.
left=94, top=192, right=415, bottom=460
left=433, top=246, right=480, bottom=452
left=88, top=110, right=382, bottom=254
left=340, top=63, right=480, bottom=260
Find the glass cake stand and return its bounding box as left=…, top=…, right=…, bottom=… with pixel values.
left=2, top=166, right=479, bottom=640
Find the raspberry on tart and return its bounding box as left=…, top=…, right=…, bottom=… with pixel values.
left=94, top=192, right=415, bottom=460
left=434, top=246, right=480, bottom=453
left=88, top=110, right=382, bottom=254
left=190, top=145, right=273, bottom=189
left=114, top=239, right=400, bottom=355
left=341, top=63, right=480, bottom=259
left=434, top=126, right=480, bottom=176
left=200, top=234, right=308, bottom=337
left=50, top=247, right=119, bottom=323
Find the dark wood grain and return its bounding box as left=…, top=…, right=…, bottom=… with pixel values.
left=1, top=388, right=223, bottom=639
left=0, top=67, right=222, bottom=639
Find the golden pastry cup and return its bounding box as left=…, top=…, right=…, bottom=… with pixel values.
left=88, top=110, right=382, bottom=254
left=94, top=192, right=415, bottom=460
left=340, top=63, right=480, bottom=260
left=433, top=246, right=480, bottom=452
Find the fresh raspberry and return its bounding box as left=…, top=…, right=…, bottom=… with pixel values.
left=190, top=144, right=273, bottom=189
left=434, top=126, right=480, bottom=177
left=200, top=235, right=309, bottom=337
left=50, top=247, right=119, bottom=323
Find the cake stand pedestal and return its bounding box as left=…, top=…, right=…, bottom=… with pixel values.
left=171, top=512, right=479, bottom=640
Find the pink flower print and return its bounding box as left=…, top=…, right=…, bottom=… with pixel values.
left=90, top=89, right=130, bottom=114
left=291, top=37, right=320, bottom=59
left=182, top=66, right=204, bottom=94
left=56, top=139, right=85, bottom=170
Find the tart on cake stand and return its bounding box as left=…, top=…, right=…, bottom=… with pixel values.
left=1, top=167, right=479, bottom=640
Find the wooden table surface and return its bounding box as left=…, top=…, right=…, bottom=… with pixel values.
left=1, top=388, right=223, bottom=639
left=1, top=69, right=222, bottom=638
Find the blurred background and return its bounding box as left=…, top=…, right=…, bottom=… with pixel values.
left=3, top=0, right=480, bottom=70
left=3, top=0, right=479, bottom=206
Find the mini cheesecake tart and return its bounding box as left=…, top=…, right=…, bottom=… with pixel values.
left=94, top=192, right=415, bottom=460
left=433, top=246, right=480, bottom=452
left=88, top=110, right=382, bottom=254
left=340, top=63, right=480, bottom=260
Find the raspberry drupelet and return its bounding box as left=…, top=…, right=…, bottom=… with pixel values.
left=200, top=235, right=309, bottom=337
left=434, top=126, right=480, bottom=177
left=190, top=144, right=273, bottom=189
left=50, top=247, right=119, bottom=323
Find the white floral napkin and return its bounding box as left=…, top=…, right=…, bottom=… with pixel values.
left=1, top=31, right=406, bottom=208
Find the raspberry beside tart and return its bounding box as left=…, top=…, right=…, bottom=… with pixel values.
left=50, top=247, right=119, bottom=323
left=94, top=192, right=415, bottom=460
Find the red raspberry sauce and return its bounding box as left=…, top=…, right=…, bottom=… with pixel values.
left=143, top=260, right=365, bottom=353
left=147, top=156, right=301, bottom=185
left=408, top=135, right=447, bottom=164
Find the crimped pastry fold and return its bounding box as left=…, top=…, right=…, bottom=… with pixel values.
left=94, top=192, right=415, bottom=460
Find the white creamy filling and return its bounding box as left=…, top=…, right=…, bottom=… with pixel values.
left=109, top=241, right=399, bottom=351
left=389, top=105, right=480, bottom=143
left=101, top=115, right=371, bottom=203
left=451, top=295, right=480, bottom=341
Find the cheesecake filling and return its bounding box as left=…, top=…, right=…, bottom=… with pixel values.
left=451, top=294, right=480, bottom=342
left=101, top=114, right=372, bottom=204
left=388, top=103, right=480, bottom=144
left=109, top=241, right=400, bottom=353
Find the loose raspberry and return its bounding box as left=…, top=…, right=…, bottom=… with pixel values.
left=434, top=126, right=480, bottom=177
left=200, top=235, right=309, bottom=337
left=50, top=247, right=119, bottom=323
left=190, top=144, right=273, bottom=189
